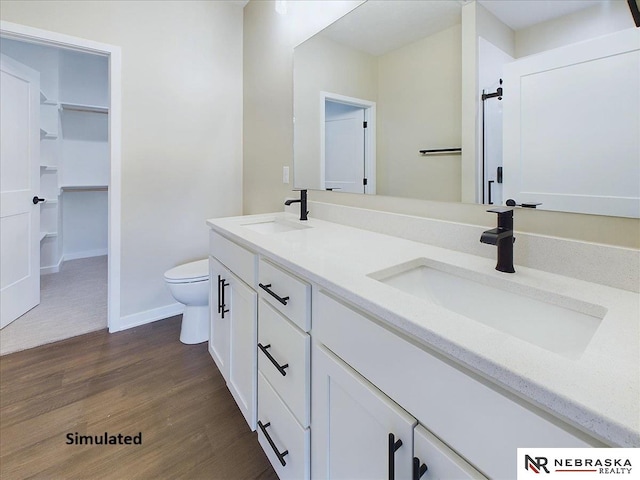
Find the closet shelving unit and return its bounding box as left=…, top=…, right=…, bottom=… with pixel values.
left=57, top=94, right=109, bottom=265
left=58, top=101, right=109, bottom=193
left=39, top=89, right=60, bottom=261
left=40, top=94, right=109, bottom=272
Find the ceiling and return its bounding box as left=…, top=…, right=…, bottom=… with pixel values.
left=317, top=0, right=614, bottom=56
left=319, top=0, right=465, bottom=56
left=478, top=0, right=610, bottom=30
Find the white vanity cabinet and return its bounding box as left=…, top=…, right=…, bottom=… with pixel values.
left=313, top=290, right=599, bottom=480
left=313, top=343, right=486, bottom=480
left=312, top=343, right=416, bottom=479
left=205, top=214, right=622, bottom=480
left=256, top=258, right=311, bottom=479
left=209, top=231, right=258, bottom=430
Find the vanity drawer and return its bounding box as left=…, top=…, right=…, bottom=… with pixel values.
left=258, top=372, right=310, bottom=480
left=209, top=230, right=257, bottom=287
left=258, top=258, right=311, bottom=332
left=258, top=299, right=310, bottom=427
left=314, top=290, right=598, bottom=480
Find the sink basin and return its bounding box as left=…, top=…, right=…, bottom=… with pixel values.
left=369, top=259, right=606, bottom=359
left=241, top=217, right=311, bottom=234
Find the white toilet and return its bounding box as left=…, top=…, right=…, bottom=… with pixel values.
left=164, top=259, right=209, bottom=344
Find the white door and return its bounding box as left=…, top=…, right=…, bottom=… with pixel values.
left=227, top=270, right=257, bottom=430
left=503, top=28, right=640, bottom=217
left=1, top=53, right=41, bottom=329
left=325, top=101, right=366, bottom=193
left=482, top=82, right=503, bottom=206
left=312, top=343, right=417, bottom=479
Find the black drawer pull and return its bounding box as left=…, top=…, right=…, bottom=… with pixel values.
left=259, top=283, right=289, bottom=305
left=413, top=457, right=428, bottom=479
left=258, top=420, right=288, bottom=467
left=388, top=433, right=403, bottom=480
left=220, top=276, right=229, bottom=318
left=258, top=343, right=289, bottom=376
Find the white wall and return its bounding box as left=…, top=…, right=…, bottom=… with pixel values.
left=62, top=191, right=108, bottom=259
left=515, top=0, right=633, bottom=58
left=377, top=24, right=461, bottom=201
left=1, top=1, right=245, bottom=325
left=59, top=49, right=109, bottom=106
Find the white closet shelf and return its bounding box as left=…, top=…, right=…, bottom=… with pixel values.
left=40, top=232, right=58, bottom=241
left=40, top=128, right=58, bottom=140
left=40, top=165, right=59, bottom=171
left=60, top=185, right=108, bottom=192
left=39, top=91, right=57, bottom=106
left=59, top=102, right=108, bottom=114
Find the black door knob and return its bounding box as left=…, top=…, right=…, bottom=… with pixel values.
left=32, top=196, right=45, bottom=204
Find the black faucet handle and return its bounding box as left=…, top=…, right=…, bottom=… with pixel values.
left=486, top=206, right=514, bottom=230
left=506, top=198, right=542, bottom=208
left=486, top=206, right=514, bottom=215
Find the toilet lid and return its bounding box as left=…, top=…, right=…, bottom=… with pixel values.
left=164, top=259, right=209, bottom=283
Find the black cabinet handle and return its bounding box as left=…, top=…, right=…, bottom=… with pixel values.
left=413, top=457, right=428, bottom=479
left=388, top=433, right=403, bottom=480
left=258, top=343, right=289, bottom=376
left=488, top=180, right=494, bottom=205
left=217, top=275, right=222, bottom=314
left=32, top=196, right=45, bottom=204
left=259, top=283, right=289, bottom=305
left=220, top=277, right=229, bottom=318
left=258, top=420, right=288, bottom=467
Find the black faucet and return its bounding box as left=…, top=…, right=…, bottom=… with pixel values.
left=480, top=207, right=515, bottom=273
left=284, top=189, right=308, bottom=221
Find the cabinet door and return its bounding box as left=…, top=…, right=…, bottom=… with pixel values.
left=312, top=344, right=416, bottom=480
left=413, top=424, right=486, bottom=480
left=209, top=256, right=230, bottom=381
left=227, top=271, right=258, bottom=430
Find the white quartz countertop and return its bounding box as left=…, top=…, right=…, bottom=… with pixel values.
left=206, top=212, right=640, bottom=447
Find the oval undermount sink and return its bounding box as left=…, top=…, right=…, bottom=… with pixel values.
left=241, top=217, right=311, bottom=234
left=368, top=258, right=606, bottom=359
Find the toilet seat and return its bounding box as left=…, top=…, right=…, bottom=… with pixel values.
left=164, top=259, right=209, bottom=284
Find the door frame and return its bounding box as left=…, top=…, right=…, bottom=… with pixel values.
left=319, top=91, right=376, bottom=194
left=0, top=20, right=122, bottom=332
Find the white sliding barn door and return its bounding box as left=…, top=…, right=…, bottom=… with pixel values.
left=503, top=28, right=640, bottom=217
left=1, top=53, right=41, bottom=328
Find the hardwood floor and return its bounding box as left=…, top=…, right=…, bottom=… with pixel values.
left=0, top=316, right=278, bottom=479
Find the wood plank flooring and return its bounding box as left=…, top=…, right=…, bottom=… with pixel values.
left=0, top=316, right=278, bottom=479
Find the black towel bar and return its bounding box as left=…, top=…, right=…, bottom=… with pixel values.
left=419, top=148, right=462, bottom=155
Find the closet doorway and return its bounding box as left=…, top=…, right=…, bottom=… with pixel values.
left=0, top=21, right=121, bottom=354
left=320, top=92, right=376, bottom=194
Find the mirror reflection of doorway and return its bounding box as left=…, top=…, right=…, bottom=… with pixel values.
left=321, top=93, right=376, bottom=194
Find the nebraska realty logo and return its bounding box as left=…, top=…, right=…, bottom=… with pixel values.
left=517, top=449, right=639, bottom=479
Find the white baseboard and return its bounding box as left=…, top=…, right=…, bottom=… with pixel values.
left=112, top=303, right=184, bottom=333
left=40, top=257, right=63, bottom=275
left=41, top=250, right=107, bottom=275
left=63, top=249, right=108, bottom=262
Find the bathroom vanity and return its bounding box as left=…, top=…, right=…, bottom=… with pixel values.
left=206, top=208, right=639, bottom=479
